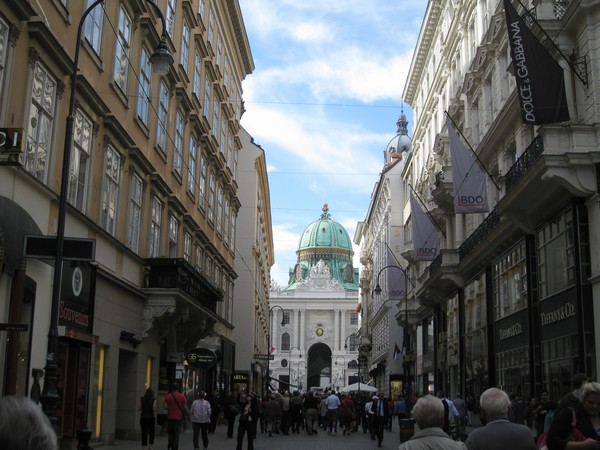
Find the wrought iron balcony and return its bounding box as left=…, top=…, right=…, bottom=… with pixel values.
left=504, top=135, right=544, bottom=193
left=458, top=210, right=501, bottom=260
left=144, top=258, right=224, bottom=309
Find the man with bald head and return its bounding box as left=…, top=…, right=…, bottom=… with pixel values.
left=465, top=387, right=534, bottom=450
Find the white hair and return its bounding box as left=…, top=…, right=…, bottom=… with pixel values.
left=412, top=395, right=444, bottom=429
left=0, top=396, right=57, bottom=450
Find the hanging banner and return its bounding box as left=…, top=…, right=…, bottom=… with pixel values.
left=410, top=193, right=439, bottom=261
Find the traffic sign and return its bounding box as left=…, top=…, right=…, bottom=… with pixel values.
left=24, top=235, right=96, bottom=261
left=254, top=353, right=274, bottom=360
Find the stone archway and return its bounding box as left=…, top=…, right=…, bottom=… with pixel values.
left=306, top=342, right=332, bottom=389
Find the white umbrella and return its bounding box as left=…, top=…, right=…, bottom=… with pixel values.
left=340, top=382, right=377, bottom=393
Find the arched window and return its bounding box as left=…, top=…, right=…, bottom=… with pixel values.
left=281, top=333, right=290, bottom=351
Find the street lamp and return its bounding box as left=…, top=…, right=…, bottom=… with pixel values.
left=266, top=305, right=286, bottom=394
left=344, top=333, right=358, bottom=351
left=288, top=346, right=301, bottom=389
left=373, top=264, right=413, bottom=414
left=40, top=0, right=173, bottom=427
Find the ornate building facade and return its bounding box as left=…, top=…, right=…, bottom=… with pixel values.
left=0, top=0, right=253, bottom=445
left=360, top=0, right=600, bottom=405
left=269, top=206, right=361, bottom=392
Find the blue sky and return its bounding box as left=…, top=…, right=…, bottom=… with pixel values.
left=238, top=0, right=426, bottom=287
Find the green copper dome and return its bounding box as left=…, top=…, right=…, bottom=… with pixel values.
left=286, top=204, right=359, bottom=291
left=299, top=206, right=353, bottom=251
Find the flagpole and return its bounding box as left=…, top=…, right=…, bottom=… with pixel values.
left=445, top=111, right=501, bottom=191
left=512, top=0, right=587, bottom=86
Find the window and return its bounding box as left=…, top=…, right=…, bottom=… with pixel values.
left=180, top=20, right=190, bottom=70
left=193, top=50, right=202, bottom=98
left=137, top=47, right=151, bottom=126
left=350, top=312, right=358, bottom=325
left=233, top=148, right=238, bottom=180
left=169, top=215, right=178, bottom=257
left=157, top=80, right=169, bottom=150
left=230, top=212, right=236, bottom=250
left=166, top=0, right=176, bottom=39
left=68, top=108, right=93, bottom=211
left=149, top=196, right=162, bottom=257
left=25, top=62, right=57, bottom=181
left=203, top=78, right=211, bottom=119
left=537, top=209, right=575, bottom=298
left=493, top=242, right=528, bottom=320
left=226, top=134, right=233, bottom=169
left=174, top=110, right=184, bottom=174
left=223, top=58, right=230, bottom=90
left=216, top=37, right=222, bottom=67
left=184, top=232, right=192, bottom=262
left=101, top=145, right=121, bottom=235
left=198, top=0, right=205, bottom=20
left=219, top=117, right=226, bottom=155
left=195, top=244, right=203, bottom=272
left=84, top=0, right=103, bottom=55
left=199, top=154, right=207, bottom=211
left=208, top=172, right=215, bottom=223
left=281, top=333, right=291, bottom=351
left=216, top=186, right=223, bottom=235
left=127, top=173, right=143, bottom=253
left=224, top=198, right=230, bottom=247
left=208, top=12, right=215, bottom=45
left=212, top=97, right=219, bottom=132
left=206, top=255, right=212, bottom=279
left=348, top=334, right=358, bottom=352
left=282, top=312, right=290, bottom=325
left=188, top=135, right=197, bottom=194
left=114, top=5, right=132, bottom=94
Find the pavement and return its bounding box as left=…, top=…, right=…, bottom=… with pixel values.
left=93, top=415, right=483, bottom=449
left=94, top=421, right=416, bottom=450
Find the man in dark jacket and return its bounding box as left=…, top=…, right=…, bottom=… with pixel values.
left=465, top=388, right=534, bottom=450
left=370, top=393, right=389, bottom=447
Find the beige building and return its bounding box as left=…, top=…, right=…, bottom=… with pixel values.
left=232, top=127, right=274, bottom=395
left=0, top=0, right=253, bottom=445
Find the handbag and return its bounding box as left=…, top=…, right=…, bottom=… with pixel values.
left=537, top=408, right=584, bottom=450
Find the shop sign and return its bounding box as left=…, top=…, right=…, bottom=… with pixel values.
left=0, top=128, right=23, bottom=166
left=233, top=372, right=250, bottom=383
left=186, top=347, right=217, bottom=368
left=539, top=287, right=578, bottom=340
left=495, top=308, right=529, bottom=352
left=59, top=262, right=95, bottom=333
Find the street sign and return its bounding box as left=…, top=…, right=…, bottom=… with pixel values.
left=0, top=323, right=29, bottom=332
left=254, top=353, right=274, bottom=360
left=24, top=235, right=96, bottom=261
left=0, top=128, right=23, bottom=166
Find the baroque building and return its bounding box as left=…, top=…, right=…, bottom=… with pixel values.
left=269, top=205, right=361, bottom=392
left=0, top=0, right=253, bottom=445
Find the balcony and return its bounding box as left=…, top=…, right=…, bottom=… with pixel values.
left=504, top=135, right=544, bottom=193
left=431, top=168, right=454, bottom=213
left=144, top=258, right=224, bottom=310
left=458, top=210, right=501, bottom=260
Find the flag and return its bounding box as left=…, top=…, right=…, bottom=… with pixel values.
left=355, top=303, right=362, bottom=313
left=386, top=246, right=406, bottom=300
left=447, top=117, right=489, bottom=213
left=269, top=346, right=275, bottom=354
left=393, top=342, right=402, bottom=360
left=503, top=0, right=569, bottom=124
left=410, top=193, right=439, bottom=261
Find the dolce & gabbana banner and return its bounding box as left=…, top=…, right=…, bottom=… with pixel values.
left=503, top=0, right=570, bottom=125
